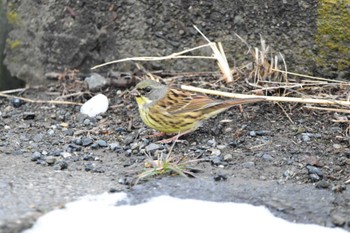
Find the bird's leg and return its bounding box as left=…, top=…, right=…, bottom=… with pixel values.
left=156, top=130, right=192, bottom=144
left=144, top=131, right=167, bottom=139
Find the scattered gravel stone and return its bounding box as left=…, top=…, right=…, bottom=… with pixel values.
left=60, top=152, right=72, bottom=158
left=332, top=144, right=342, bottom=149
left=302, top=134, right=310, bottom=142
left=242, top=161, right=255, bottom=168
left=85, top=73, right=108, bottom=91
left=83, top=118, right=91, bottom=126
left=31, top=151, right=41, bottom=161
left=331, top=185, right=346, bottom=193
left=309, top=173, right=320, bottom=182
left=210, top=156, right=223, bottom=166
left=315, top=180, right=330, bottom=189
left=74, top=138, right=83, bottom=145
left=118, top=177, right=132, bottom=185
left=261, top=153, right=274, bottom=161
left=80, top=93, right=109, bottom=117
left=302, top=133, right=321, bottom=142
left=110, top=142, right=121, bottom=151
left=249, top=131, right=257, bottom=137
left=228, top=141, right=238, bottom=147
left=91, top=143, right=99, bottom=149
left=115, top=127, right=126, bottom=133
left=331, top=213, right=346, bottom=227
left=84, top=162, right=95, bottom=171
left=217, top=145, right=226, bottom=150
left=63, top=129, right=74, bottom=136
left=53, top=161, right=68, bottom=170
left=68, top=144, right=82, bottom=152
left=83, top=154, right=94, bottom=161
left=210, top=149, right=221, bottom=157
left=33, top=133, right=43, bottom=143
left=45, top=156, right=56, bottom=165
left=23, top=112, right=35, bottom=120
left=146, top=143, right=162, bottom=153
left=47, top=129, right=55, bottom=136
left=97, top=140, right=108, bottom=147
left=306, top=165, right=323, bottom=178
left=49, top=150, right=61, bottom=157
left=11, top=98, right=23, bottom=108
left=207, top=138, right=217, bottom=147
left=124, top=135, right=135, bottom=145
left=82, top=137, right=93, bottom=147
left=213, top=174, right=227, bottom=181
left=255, top=130, right=270, bottom=136
left=223, top=154, right=233, bottom=162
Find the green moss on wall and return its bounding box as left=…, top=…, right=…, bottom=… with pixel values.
left=315, top=0, right=350, bottom=72
left=6, top=38, right=21, bottom=49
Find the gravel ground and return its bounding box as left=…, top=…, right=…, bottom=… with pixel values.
left=0, top=77, right=350, bottom=232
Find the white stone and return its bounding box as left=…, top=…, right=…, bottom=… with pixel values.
left=80, top=94, right=109, bottom=117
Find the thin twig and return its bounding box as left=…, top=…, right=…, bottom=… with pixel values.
left=304, top=106, right=350, bottom=114
left=181, top=85, right=350, bottom=107
left=0, top=88, right=27, bottom=94
left=0, top=93, right=82, bottom=106
left=271, top=68, right=347, bottom=83
left=277, top=102, right=294, bottom=124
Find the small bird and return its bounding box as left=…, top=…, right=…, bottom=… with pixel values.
left=131, top=79, right=265, bottom=143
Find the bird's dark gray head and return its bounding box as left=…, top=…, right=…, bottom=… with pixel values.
left=132, top=79, right=168, bottom=102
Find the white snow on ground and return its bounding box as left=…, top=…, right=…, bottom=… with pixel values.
left=23, top=192, right=346, bottom=233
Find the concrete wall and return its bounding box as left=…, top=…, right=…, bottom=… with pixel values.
left=2, top=0, right=349, bottom=85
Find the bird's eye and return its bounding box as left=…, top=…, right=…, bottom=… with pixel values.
left=144, top=86, right=152, bottom=93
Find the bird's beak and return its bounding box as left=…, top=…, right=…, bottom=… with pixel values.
left=130, top=88, right=140, bottom=97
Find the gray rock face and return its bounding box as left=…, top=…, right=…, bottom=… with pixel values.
left=3, top=0, right=346, bottom=85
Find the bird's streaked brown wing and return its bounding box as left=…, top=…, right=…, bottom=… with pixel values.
left=155, top=88, right=217, bottom=114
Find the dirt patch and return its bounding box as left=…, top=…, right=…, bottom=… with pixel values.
left=0, top=77, right=350, bottom=232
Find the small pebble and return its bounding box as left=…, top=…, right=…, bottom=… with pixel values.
left=124, top=135, right=134, bottom=145
left=306, top=165, right=323, bottom=178
left=249, top=131, right=257, bottom=137
left=47, top=129, right=55, bottom=136
left=255, top=130, right=270, bottom=136
left=217, top=145, right=226, bottom=150
left=207, top=139, right=217, bottom=147
left=261, top=153, right=274, bottom=161
left=11, top=98, right=23, bottom=108
left=331, top=213, right=346, bottom=227
left=80, top=94, right=109, bottom=117
left=242, top=161, right=255, bottom=168
left=23, top=112, right=35, bottom=120
left=309, top=173, right=320, bottom=182
left=74, top=138, right=83, bottom=145
left=84, top=162, right=95, bottom=171
left=91, top=143, right=99, bottom=149
left=97, top=140, right=108, bottom=147
left=210, top=156, right=223, bottom=166
left=315, top=180, right=330, bottom=189
left=83, top=118, right=91, bottom=126
left=31, top=151, right=42, bottom=161
left=68, top=144, right=82, bottom=152
left=45, top=156, right=56, bottom=165
left=146, top=143, right=162, bottom=153
left=110, top=142, right=121, bottom=151
left=82, top=137, right=93, bottom=147
left=60, top=152, right=72, bottom=158
left=213, top=174, right=227, bottom=181
left=210, top=149, right=221, bottom=157
left=223, top=154, right=233, bottom=162
left=53, top=161, right=68, bottom=170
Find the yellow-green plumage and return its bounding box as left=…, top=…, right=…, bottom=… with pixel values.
left=132, top=80, right=264, bottom=141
